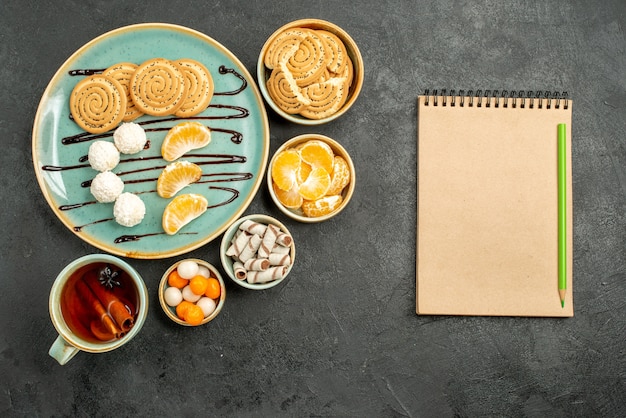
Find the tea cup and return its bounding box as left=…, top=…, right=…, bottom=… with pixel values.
left=48, top=254, right=148, bottom=365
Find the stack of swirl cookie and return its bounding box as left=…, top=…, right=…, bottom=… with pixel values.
left=69, top=58, right=214, bottom=134
left=264, top=28, right=354, bottom=120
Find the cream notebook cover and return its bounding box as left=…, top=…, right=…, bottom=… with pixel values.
left=416, top=91, right=573, bottom=317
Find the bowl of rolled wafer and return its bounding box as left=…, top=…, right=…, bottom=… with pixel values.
left=220, top=214, right=296, bottom=290
left=257, top=18, right=364, bottom=125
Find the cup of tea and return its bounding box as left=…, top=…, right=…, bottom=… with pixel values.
left=48, top=254, right=148, bottom=365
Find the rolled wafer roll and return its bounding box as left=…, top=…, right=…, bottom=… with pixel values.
left=238, top=233, right=262, bottom=263
left=317, top=30, right=348, bottom=75
left=174, top=58, right=214, bottom=117
left=263, top=28, right=309, bottom=69
left=233, top=261, right=247, bottom=280
left=266, top=67, right=310, bottom=114
left=258, top=223, right=279, bottom=258
left=247, top=266, right=287, bottom=284
left=285, top=31, right=329, bottom=87
left=268, top=252, right=291, bottom=267
left=243, top=258, right=270, bottom=272
left=69, top=74, right=127, bottom=134
left=103, top=62, right=143, bottom=121
left=271, top=244, right=291, bottom=255
left=130, top=58, right=186, bottom=116
left=226, top=230, right=251, bottom=257
left=239, top=219, right=268, bottom=236
left=275, top=231, right=293, bottom=247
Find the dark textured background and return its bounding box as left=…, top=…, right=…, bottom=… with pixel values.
left=1, top=0, right=625, bottom=416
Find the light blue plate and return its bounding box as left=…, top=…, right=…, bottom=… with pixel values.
left=32, top=23, right=269, bottom=259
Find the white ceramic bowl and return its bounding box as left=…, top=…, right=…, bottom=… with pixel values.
left=257, top=18, right=364, bottom=125
left=158, top=258, right=225, bottom=326
left=267, top=134, right=356, bottom=223
left=220, top=214, right=296, bottom=290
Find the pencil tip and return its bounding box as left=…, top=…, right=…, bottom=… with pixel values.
left=561, top=300, right=565, bottom=308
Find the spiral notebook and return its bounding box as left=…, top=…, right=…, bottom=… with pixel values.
left=416, top=90, right=573, bottom=317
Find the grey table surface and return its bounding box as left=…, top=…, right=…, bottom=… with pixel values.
left=1, top=0, right=625, bottom=416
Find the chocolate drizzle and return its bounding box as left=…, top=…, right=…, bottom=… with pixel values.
left=214, top=65, right=247, bottom=96
left=68, top=64, right=247, bottom=96
left=46, top=64, right=261, bottom=247
left=114, top=232, right=197, bottom=244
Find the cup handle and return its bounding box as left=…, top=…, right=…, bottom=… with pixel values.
left=49, top=335, right=79, bottom=365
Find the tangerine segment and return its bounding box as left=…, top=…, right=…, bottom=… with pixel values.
left=162, top=193, right=208, bottom=235
left=157, top=161, right=203, bottom=198
left=161, top=121, right=211, bottom=162
left=298, top=167, right=331, bottom=201
left=326, top=155, right=351, bottom=196
left=302, top=195, right=343, bottom=217
left=272, top=180, right=303, bottom=209
left=271, top=149, right=301, bottom=191
left=296, top=160, right=312, bottom=185
left=298, top=140, right=334, bottom=174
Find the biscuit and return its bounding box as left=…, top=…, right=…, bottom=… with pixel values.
left=174, top=58, right=214, bottom=118
left=299, top=77, right=349, bottom=120
left=266, top=68, right=311, bottom=114
left=69, top=74, right=127, bottom=134
left=263, top=28, right=309, bottom=69
left=103, top=62, right=143, bottom=121
left=317, top=30, right=348, bottom=75
left=130, top=58, right=186, bottom=116
left=285, top=30, right=330, bottom=87
left=340, top=53, right=354, bottom=88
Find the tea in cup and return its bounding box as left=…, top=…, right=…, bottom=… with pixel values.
left=48, top=254, right=148, bottom=365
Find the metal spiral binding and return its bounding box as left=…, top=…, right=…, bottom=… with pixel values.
left=423, top=89, right=569, bottom=109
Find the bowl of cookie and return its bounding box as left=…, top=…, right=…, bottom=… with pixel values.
left=257, top=19, right=364, bottom=125
left=267, top=134, right=355, bottom=222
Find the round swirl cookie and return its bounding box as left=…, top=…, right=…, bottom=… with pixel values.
left=284, top=29, right=329, bottom=87
left=129, top=58, right=186, bottom=116
left=264, top=28, right=309, bottom=70
left=69, top=74, right=127, bottom=134
left=174, top=58, right=214, bottom=118
left=103, top=62, right=143, bottom=122
left=266, top=68, right=311, bottom=115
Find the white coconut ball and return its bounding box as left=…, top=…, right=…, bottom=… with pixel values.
left=113, top=192, right=146, bottom=227
left=164, top=286, right=183, bottom=307
left=88, top=141, right=120, bottom=172
left=196, top=297, right=217, bottom=317
left=113, top=122, right=147, bottom=154
left=182, top=285, right=202, bottom=303
left=90, top=171, right=124, bottom=203
left=177, top=260, right=199, bottom=279
left=196, top=265, right=211, bottom=278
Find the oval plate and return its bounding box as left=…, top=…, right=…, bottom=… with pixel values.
left=32, top=23, right=269, bottom=259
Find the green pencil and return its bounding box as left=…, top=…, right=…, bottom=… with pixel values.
left=558, top=123, right=567, bottom=307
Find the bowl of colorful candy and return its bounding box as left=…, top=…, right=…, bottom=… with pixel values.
left=158, top=258, right=225, bottom=326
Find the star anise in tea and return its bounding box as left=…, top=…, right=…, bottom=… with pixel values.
left=99, top=265, right=121, bottom=288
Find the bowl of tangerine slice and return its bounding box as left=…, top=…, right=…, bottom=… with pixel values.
left=267, top=134, right=355, bottom=222
left=159, top=258, right=225, bottom=326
